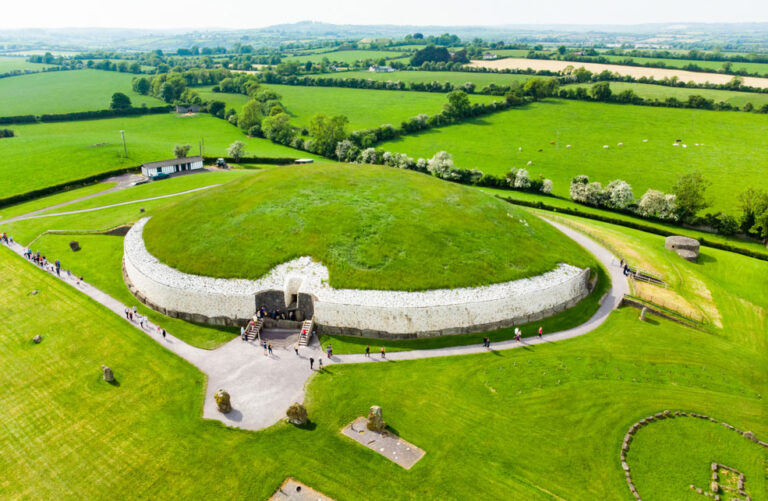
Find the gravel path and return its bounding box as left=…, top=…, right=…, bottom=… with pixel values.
left=3, top=217, right=628, bottom=432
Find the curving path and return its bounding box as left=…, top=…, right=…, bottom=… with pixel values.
left=4, top=218, right=629, bottom=432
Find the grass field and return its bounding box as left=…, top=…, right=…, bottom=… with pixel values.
left=0, top=182, right=116, bottom=221
left=196, top=84, right=499, bottom=131
left=0, top=56, right=54, bottom=72
left=380, top=99, right=768, bottom=213
left=0, top=69, right=165, bottom=116
left=2, top=243, right=766, bottom=499
left=282, top=50, right=407, bottom=64
left=0, top=113, right=312, bottom=200
left=561, top=80, right=768, bottom=108
left=593, top=54, right=768, bottom=77
left=311, top=69, right=531, bottom=88
left=143, top=163, right=596, bottom=290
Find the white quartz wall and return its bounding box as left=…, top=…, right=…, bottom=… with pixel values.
left=124, top=218, right=591, bottom=334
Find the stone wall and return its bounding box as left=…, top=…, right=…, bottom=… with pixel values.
left=124, top=217, right=592, bottom=336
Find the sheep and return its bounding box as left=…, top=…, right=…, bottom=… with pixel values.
left=518, top=147, right=522, bottom=152
left=526, top=160, right=533, bottom=166
left=603, top=145, right=609, bottom=149
left=566, top=144, right=572, bottom=149
left=642, top=139, right=648, bottom=143
left=617, top=142, right=624, bottom=146
left=682, top=144, right=688, bottom=148
left=673, top=143, right=679, bottom=147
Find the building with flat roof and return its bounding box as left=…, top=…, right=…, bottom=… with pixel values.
left=141, top=156, right=204, bottom=177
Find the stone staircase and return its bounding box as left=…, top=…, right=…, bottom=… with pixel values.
left=298, top=319, right=313, bottom=346
left=245, top=318, right=263, bottom=342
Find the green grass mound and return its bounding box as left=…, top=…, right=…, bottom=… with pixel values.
left=144, top=163, right=595, bottom=290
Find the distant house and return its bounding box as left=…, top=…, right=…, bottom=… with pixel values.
left=368, top=65, right=395, bottom=73
left=175, top=104, right=200, bottom=113
left=482, top=52, right=498, bottom=60
left=141, top=156, right=204, bottom=177
left=294, top=159, right=314, bottom=164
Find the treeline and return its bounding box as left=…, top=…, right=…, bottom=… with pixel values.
left=602, top=48, right=768, bottom=65
left=0, top=105, right=172, bottom=125
left=132, top=68, right=233, bottom=103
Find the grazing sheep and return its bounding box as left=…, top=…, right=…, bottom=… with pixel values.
left=617, top=142, right=623, bottom=146
left=538, top=148, right=543, bottom=152
left=518, top=147, right=522, bottom=152
left=566, top=144, right=572, bottom=149
left=682, top=144, right=688, bottom=148
left=603, top=145, right=609, bottom=149
left=673, top=143, right=679, bottom=147
left=526, top=160, right=533, bottom=166
left=642, top=139, right=648, bottom=143
left=549, top=141, right=555, bottom=145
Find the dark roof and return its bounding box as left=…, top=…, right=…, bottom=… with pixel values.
left=141, top=156, right=203, bottom=169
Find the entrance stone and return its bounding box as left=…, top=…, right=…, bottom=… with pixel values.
left=367, top=405, right=386, bottom=432
left=215, top=389, right=232, bottom=413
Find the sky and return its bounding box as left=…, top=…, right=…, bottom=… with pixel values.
left=1, top=0, right=767, bottom=30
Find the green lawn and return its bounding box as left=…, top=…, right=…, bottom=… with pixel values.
left=197, top=84, right=500, bottom=131
left=0, top=69, right=165, bottom=116
left=2, top=244, right=766, bottom=499
left=0, top=56, right=54, bottom=72
left=0, top=113, right=311, bottom=201
left=561, top=81, right=768, bottom=108
left=380, top=99, right=768, bottom=213
left=144, top=163, right=596, bottom=290
left=309, top=69, right=531, bottom=88
left=282, top=50, right=407, bottom=64
left=0, top=182, right=116, bottom=221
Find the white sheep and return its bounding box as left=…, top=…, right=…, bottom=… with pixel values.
left=518, top=147, right=522, bottom=152
left=603, top=145, right=609, bottom=149
left=673, top=143, right=679, bottom=147
left=617, top=142, right=623, bottom=146
left=526, top=160, right=533, bottom=166
left=642, top=139, right=648, bottom=143
left=566, top=144, right=572, bottom=149
left=682, top=144, right=687, bottom=148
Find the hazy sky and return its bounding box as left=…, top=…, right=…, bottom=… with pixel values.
left=2, top=0, right=767, bottom=29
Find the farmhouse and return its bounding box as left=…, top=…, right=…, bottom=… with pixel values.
left=141, top=156, right=204, bottom=177
left=175, top=104, right=200, bottom=113
left=482, top=52, right=498, bottom=60
left=368, top=65, right=395, bottom=73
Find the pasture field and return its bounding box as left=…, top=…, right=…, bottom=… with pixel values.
left=470, top=58, right=768, bottom=88
left=561, top=80, right=768, bottom=108
left=0, top=55, right=55, bottom=72
left=0, top=182, right=116, bottom=221
left=310, top=69, right=531, bottom=87
left=197, top=84, right=499, bottom=131
left=479, top=49, right=529, bottom=58
left=282, top=50, right=407, bottom=64
left=0, top=114, right=313, bottom=200
left=0, top=69, right=165, bottom=116
left=594, top=54, right=768, bottom=77
left=380, top=99, right=768, bottom=213
left=143, top=163, right=596, bottom=290
left=2, top=239, right=766, bottom=499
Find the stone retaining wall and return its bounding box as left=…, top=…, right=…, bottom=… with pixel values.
left=124, top=217, right=592, bottom=336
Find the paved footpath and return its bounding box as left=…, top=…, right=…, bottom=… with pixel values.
left=4, top=218, right=628, bottom=432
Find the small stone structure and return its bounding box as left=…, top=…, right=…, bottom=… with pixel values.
left=32, top=335, right=42, bottom=344
left=665, top=236, right=700, bottom=262
left=639, top=307, right=648, bottom=321
left=124, top=217, right=592, bottom=337
left=214, top=389, right=231, bottom=413
left=366, top=405, right=386, bottom=432
left=622, top=410, right=766, bottom=500
left=286, top=402, right=308, bottom=425
left=101, top=365, right=114, bottom=382
left=69, top=241, right=80, bottom=251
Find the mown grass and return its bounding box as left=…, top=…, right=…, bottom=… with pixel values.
left=144, top=163, right=596, bottom=289
left=0, top=69, right=165, bottom=115
left=0, top=113, right=312, bottom=200
left=308, top=69, right=531, bottom=87
left=1, top=245, right=766, bottom=499
left=0, top=56, right=54, bottom=72
left=561, top=80, right=768, bottom=108
left=381, top=99, right=768, bottom=213
left=0, top=182, right=116, bottom=221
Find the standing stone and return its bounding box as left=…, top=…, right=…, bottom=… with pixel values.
left=32, top=335, right=42, bottom=344
left=214, top=389, right=231, bottom=413
left=639, top=307, right=648, bottom=321
left=286, top=402, right=308, bottom=425
left=69, top=241, right=80, bottom=251
left=366, top=405, right=386, bottom=432
left=101, top=365, right=114, bottom=382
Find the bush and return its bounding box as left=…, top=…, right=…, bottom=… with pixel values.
left=427, top=151, right=454, bottom=178
left=247, top=124, right=262, bottom=138
left=604, top=179, right=635, bottom=209
left=541, top=179, right=553, bottom=194
left=513, top=168, right=531, bottom=189
left=637, top=189, right=678, bottom=221
left=0, top=128, right=14, bottom=138
left=569, top=175, right=590, bottom=203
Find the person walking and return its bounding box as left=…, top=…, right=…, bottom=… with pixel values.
left=381, top=346, right=386, bottom=359
left=326, top=344, right=332, bottom=359
left=538, top=326, right=543, bottom=339
left=124, top=307, right=130, bottom=320
left=263, top=341, right=268, bottom=356
left=318, top=357, right=324, bottom=371
left=365, top=345, right=370, bottom=357
left=240, top=326, right=246, bottom=341
left=160, top=328, right=166, bottom=339
left=267, top=343, right=273, bottom=356
left=293, top=342, right=299, bottom=356
left=309, top=357, right=315, bottom=370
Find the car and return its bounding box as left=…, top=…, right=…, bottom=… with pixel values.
left=131, top=178, right=150, bottom=186
left=152, top=173, right=170, bottom=181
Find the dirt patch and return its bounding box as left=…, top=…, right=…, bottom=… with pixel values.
left=469, top=58, right=768, bottom=89
left=341, top=417, right=425, bottom=469
left=270, top=478, right=334, bottom=501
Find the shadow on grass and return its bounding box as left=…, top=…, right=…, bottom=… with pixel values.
left=106, top=378, right=121, bottom=387
left=293, top=420, right=318, bottom=431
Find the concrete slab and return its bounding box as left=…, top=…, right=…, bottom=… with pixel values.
left=270, top=478, right=334, bottom=501
left=341, top=417, right=425, bottom=469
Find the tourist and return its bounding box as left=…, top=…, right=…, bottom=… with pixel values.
left=54, top=260, right=60, bottom=276
left=365, top=345, right=370, bottom=357
left=381, top=346, right=386, bottom=359
left=293, top=342, right=299, bottom=356
left=268, top=343, right=273, bottom=356
left=161, top=328, right=166, bottom=339
left=326, top=344, right=332, bottom=359
left=309, top=357, right=315, bottom=370
left=538, top=327, right=543, bottom=339
left=139, top=316, right=145, bottom=329
left=318, top=358, right=324, bottom=371
left=240, top=326, right=246, bottom=341
left=262, top=341, right=268, bottom=356
left=124, top=307, right=130, bottom=320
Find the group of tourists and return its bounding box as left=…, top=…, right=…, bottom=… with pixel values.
left=256, top=305, right=296, bottom=321
left=0, top=232, right=12, bottom=246
left=620, top=258, right=635, bottom=277
left=21, top=244, right=84, bottom=284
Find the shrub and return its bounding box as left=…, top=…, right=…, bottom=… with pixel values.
left=570, top=175, right=590, bottom=203
left=0, top=128, right=14, bottom=138
left=541, top=179, right=553, bottom=194
left=584, top=182, right=605, bottom=206
left=513, top=168, right=531, bottom=189
left=605, top=179, right=635, bottom=209
left=359, top=147, right=379, bottom=164
left=637, top=189, right=678, bottom=221
left=335, top=139, right=357, bottom=162
left=427, top=151, right=454, bottom=178
left=173, top=144, right=191, bottom=158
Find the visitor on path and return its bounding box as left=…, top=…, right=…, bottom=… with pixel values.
left=124, top=307, right=130, bottom=320
left=326, top=344, right=332, bottom=359
left=160, top=328, right=166, bottom=339
left=482, top=336, right=490, bottom=349
left=55, top=260, right=60, bottom=276
left=267, top=343, right=273, bottom=356
left=132, top=305, right=137, bottom=315
left=263, top=341, right=268, bottom=356
left=240, top=326, right=246, bottom=341
left=538, top=327, right=543, bottom=339
left=381, top=346, right=386, bottom=359
left=365, top=345, right=370, bottom=357
left=293, top=342, right=299, bottom=356
left=318, top=358, right=323, bottom=371
left=309, top=357, right=315, bottom=370
left=514, top=328, right=521, bottom=343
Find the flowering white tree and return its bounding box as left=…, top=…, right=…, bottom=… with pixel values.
left=335, top=139, right=355, bottom=162
left=570, top=175, right=590, bottom=202
left=359, top=147, right=378, bottom=164
left=427, top=151, right=454, bottom=178
left=541, top=179, right=553, bottom=194
left=416, top=158, right=427, bottom=171
left=513, top=168, right=531, bottom=189
left=605, top=179, right=635, bottom=209
left=637, top=190, right=677, bottom=220
left=584, top=182, right=605, bottom=206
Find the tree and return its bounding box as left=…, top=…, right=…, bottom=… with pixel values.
left=227, top=141, right=246, bottom=162
left=738, top=187, right=768, bottom=236
left=208, top=100, right=226, bottom=118
left=262, top=113, right=295, bottom=145
left=637, top=189, right=677, bottom=221
left=308, top=114, right=349, bottom=157
left=173, top=144, right=191, bottom=158
left=523, top=78, right=558, bottom=101
left=513, top=169, right=531, bottom=189
left=427, top=151, right=454, bottom=178
left=110, top=92, right=132, bottom=110
left=605, top=180, right=634, bottom=209
left=132, top=77, right=150, bottom=95
left=237, top=99, right=264, bottom=131
left=410, top=45, right=450, bottom=66
left=590, top=82, right=612, bottom=101
left=444, top=90, right=471, bottom=119
left=672, top=171, right=711, bottom=223
left=557, top=45, right=567, bottom=55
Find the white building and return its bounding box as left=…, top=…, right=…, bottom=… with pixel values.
left=368, top=65, right=395, bottom=73
left=141, top=156, right=204, bottom=177
left=482, top=52, right=498, bottom=60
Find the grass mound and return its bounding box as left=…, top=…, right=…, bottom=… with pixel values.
left=144, top=163, right=595, bottom=290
